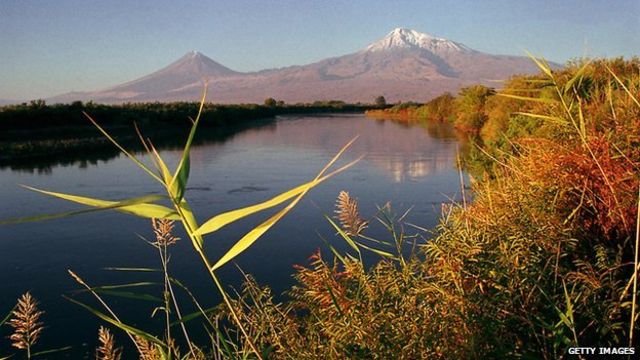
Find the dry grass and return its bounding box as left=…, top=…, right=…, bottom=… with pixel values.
left=8, top=292, right=44, bottom=359
left=334, top=191, right=368, bottom=236
left=96, top=326, right=122, bottom=360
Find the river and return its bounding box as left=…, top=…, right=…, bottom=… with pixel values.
left=0, top=113, right=467, bottom=357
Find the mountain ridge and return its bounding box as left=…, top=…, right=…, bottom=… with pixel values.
left=49, top=28, right=556, bottom=104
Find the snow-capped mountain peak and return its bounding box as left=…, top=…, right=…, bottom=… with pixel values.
left=364, top=28, right=471, bottom=53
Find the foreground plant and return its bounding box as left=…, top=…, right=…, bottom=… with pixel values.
left=213, top=58, right=640, bottom=359
left=96, top=326, right=122, bottom=360
left=8, top=292, right=44, bottom=360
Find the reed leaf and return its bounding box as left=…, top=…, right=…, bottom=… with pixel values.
left=83, top=112, right=162, bottom=184
left=1, top=304, right=16, bottom=327
left=563, top=60, right=591, bottom=94
left=325, top=215, right=361, bottom=255
left=30, top=346, right=73, bottom=358
left=0, top=193, right=173, bottom=225
left=176, top=200, right=203, bottom=248
left=18, top=186, right=179, bottom=220
left=497, top=93, right=557, bottom=104
left=170, top=87, right=207, bottom=203
left=194, top=138, right=359, bottom=237
left=102, top=267, right=160, bottom=272
left=354, top=240, right=396, bottom=259
left=65, top=296, right=165, bottom=347
left=195, top=172, right=334, bottom=237
left=210, top=191, right=306, bottom=272
left=514, top=112, right=569, bottom=126
left=525, top=50, right=553, bottom=78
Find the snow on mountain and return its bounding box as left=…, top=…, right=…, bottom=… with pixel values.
left=364, top=28, right=471, bottom=54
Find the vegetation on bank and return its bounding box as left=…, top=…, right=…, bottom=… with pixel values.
left=1, top=57, right=640, bottom=359
left=0, top=100, right=373, bottom=163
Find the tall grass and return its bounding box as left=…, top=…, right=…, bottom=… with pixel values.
left=218, top=58, right=640, bottom=358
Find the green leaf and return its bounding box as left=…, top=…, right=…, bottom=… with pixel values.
left=103, top=267, right=161, bottom=272
left=171, top=88, right=208, bottom=202
left=83, top=112, right=163, bottom=184
left=22, top=185, right=178, bottom=219
left=177, top=199, right=204, bottom=248
left=194, top=138, right=359, bottom=237
left=497, top=93, right=557, bottom=104
left=0, top=191, right=175, bottom=225
left=563, top=60, right=591, bottom=94
left=80, top=281, right=157, bottom=291
left=211, top=192, right=306, bottom=271
left=75, top=282, right=162, bottom=302
left=31, top=346, right=73, bottom=358
left=65, top=296, right=165, bottom=347
left=319, top=233, right=347, bottom=265
left=525, top=50, right=553, bottom=78
left=209, top=146, right=360, bottom=271
left=354, top=240, right=397, bottom=259
left=195, top=172, right=331, bottom=236
left=514, top=112, right=569, bottom=126
left=1, top=304, right=15, bottom=326
left=169, top=307, right=217, bottom=327
left=93, top=290, right=161, bottom=302
left=325, top=215, right=361, bottom=255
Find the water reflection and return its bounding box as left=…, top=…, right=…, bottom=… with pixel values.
left=0, top=118, right=277, bottom=173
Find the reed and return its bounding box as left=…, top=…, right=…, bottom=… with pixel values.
left=8, top=292, right=44, bottom=360
left=96, top=326, right=122, bottom=360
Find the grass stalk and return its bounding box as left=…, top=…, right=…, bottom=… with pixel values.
left=67, top=270, right=143, bottom=355
left=630, top=185, right=640, bottom=347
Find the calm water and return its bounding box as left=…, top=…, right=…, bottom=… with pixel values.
left=0, top=114, right=465, bottom=357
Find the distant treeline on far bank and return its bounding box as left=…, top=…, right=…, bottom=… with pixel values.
left=0, top=98, right=375, bottom=135
left=0, top=99, right=378, bottom=164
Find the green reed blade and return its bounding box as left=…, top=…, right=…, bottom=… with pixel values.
left=170, top=87, right=208, bottom=202
left=210, top=193, right=306, bottom=271
left=31, top=346, right=73, bottom=358
left=0, top=193, right=172, bottom=225
left=209, top=155, right=360, bottom=271
left=498, top=93, right=557, bottom=104
left=19, top=186, right=179, bottom=220
left=525, top=50, right=553, bottom=78
left=65, top=296, right=166, bottom=347
left=91, top=290, right=162, bottom=302
left=564, top=60, right=591, bottom=94
left=325, top=215, right=361, bottom=255
left=83, top=111, right=163, bottom=184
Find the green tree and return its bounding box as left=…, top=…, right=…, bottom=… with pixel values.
left=454, top=85, right=495, bottom=131
left=264, top=97, right=277, bottom=107
left=374, top=95, right=386, bottom=107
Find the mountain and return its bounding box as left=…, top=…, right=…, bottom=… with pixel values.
left=0, top=99, right=21, bottom=106
left=49, top=28, right=554, bottom=104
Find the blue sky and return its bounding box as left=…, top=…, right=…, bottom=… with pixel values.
left=1, top=0, right=638, bottom=99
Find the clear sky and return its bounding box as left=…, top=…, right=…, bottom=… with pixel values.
left=1, top=0, right=638, bottom=100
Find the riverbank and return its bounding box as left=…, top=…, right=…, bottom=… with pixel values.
left=0, top=101, right=376, bottom=165
left=223, top=58, right=640, bottom=358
